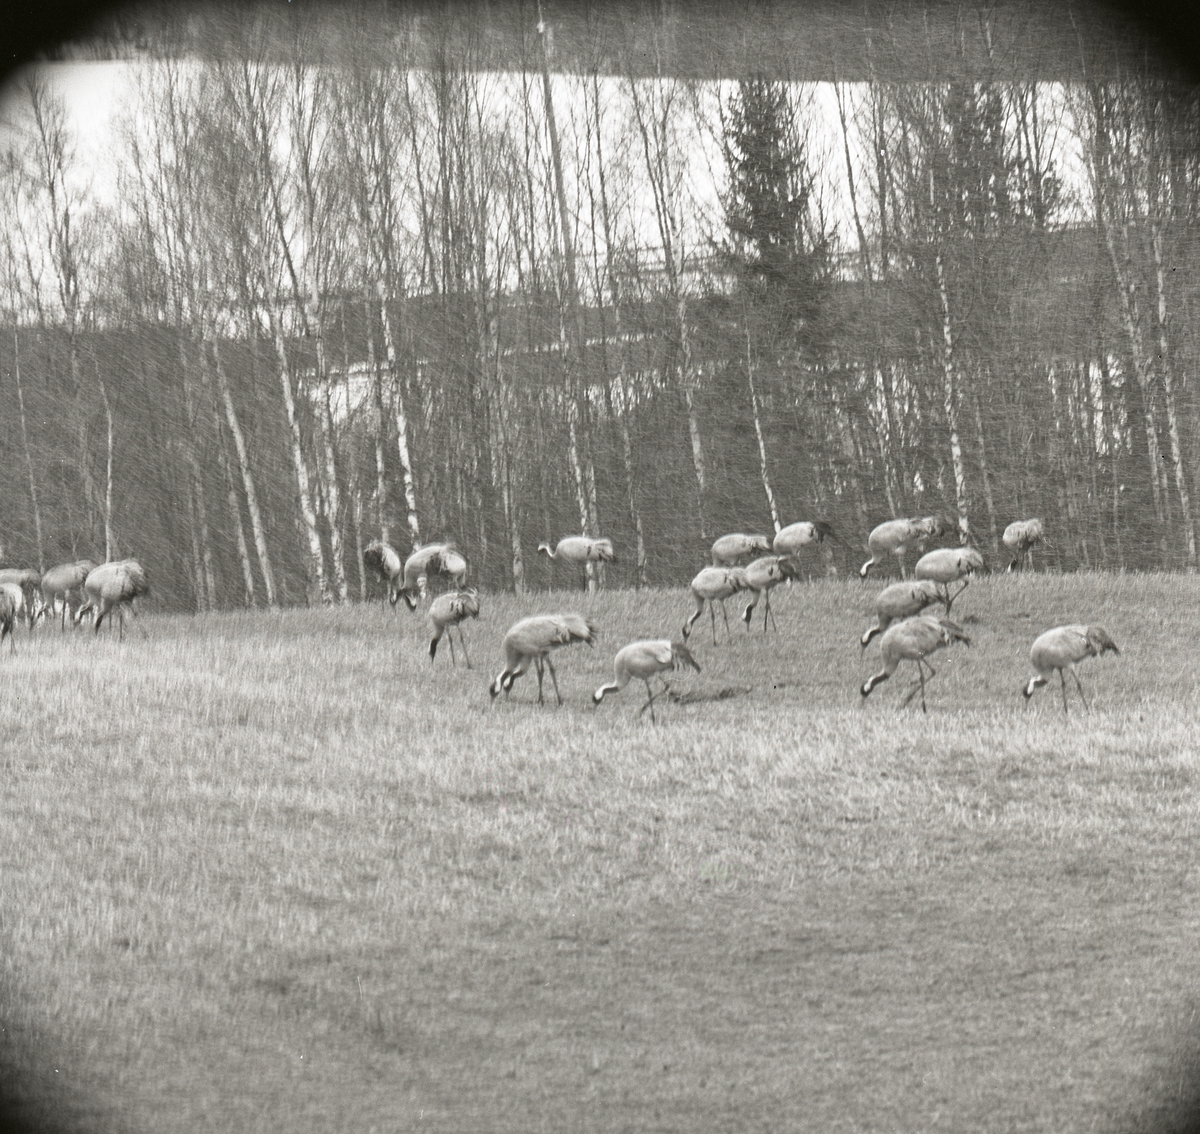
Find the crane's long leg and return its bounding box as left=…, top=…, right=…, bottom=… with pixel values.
left=637, top=678, right=657, bottom=723
left=766, top=591, right=778, bottom=634
left=944, top=579, right=969, bottom=614
left=535, top=658, right=546, bottom=705
left=546, top=657, right=563, bottom=705
left=1069, top=667, right=1090, bottom=711
left=719, top=600, right=731, bottom=640
left=742, top=592, right=758, bottom=628
left=1059, top=670, right=1069, bottom=715
left=447, top=633, right=457, bottom=667
left=900, top=660, right=932, bottom=712
left=709, top=602, right=718, bottom=646
left=458, top=628, right=472, bottom=670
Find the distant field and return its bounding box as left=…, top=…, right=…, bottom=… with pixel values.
left=2, top=573, right=1200, bottom=1133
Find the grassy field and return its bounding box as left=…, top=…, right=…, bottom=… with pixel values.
left=2, top=571, right=1200, bottom=1133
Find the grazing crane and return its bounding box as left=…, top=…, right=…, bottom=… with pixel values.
left=682, top=565, right=749, bottom=645
left=397, top=543, right=467, bottom=610
left=36, top=560, right=97, bottom=630
left=428, top=589, right=480, bottom=668
left=538, top=536, right=617, bottom=591
left=860, top=579, right=943, bottom=648
left=0, top=568, right=40, bottom=627
left=593, top=639, right=701, bottom=723
left=913, top=546, right=986, bottom=614
left=489, top=613, right=597, bottom=706
left=1022, top=624, right=1119, bottom=714
left=79, top=560, right=149, bottom=641
left=363, top=540, right=404, bottom=606
left=711, top=533, right=773, bottom=566
left=859, top=517, right=946, bottom=579
left=860, top=614, right=971, bottom=713
left=0, top=582, right=19, bottom=654
left=740, top=555, right=801, bottom=633
left=772, top=520, right=836, bottom=557
left=1003, top=519, right=1045, bottom=572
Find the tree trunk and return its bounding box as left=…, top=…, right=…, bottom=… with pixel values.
left=934, top=250, right=970, bottom=541
left=216, top=413, right=256, bottom=608
left=971, top=376, right=999, bottom=553
left=364, top=295, right=390, bottom=546
left=314, top=346, right=349, bottom=602
left=210, top=335, right=278, bottom=607
left=746, top=330, right=781, bottom=533
left=13, top=329, right=45, bottom=572
left=379, top=288, right=421, bottom=548
left=1150, top=219, right=1197, bottom=569
left=267, top=298, right=329, bottom=604
left=99, top=377, right=114, bottom=563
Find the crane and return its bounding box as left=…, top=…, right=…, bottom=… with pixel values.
left=0, top=568, right=40, bottom=627
left=593, top=639, right=701, bottom=723
left=428, top=589, right=480, bottom=668
left=859, top=517, right=946, bottom=579
left=682, top=565, right=749, bottom=645
left=860, top=614, right=971, bottom=713
left=860, top=579, right=943, bottom=648
left=710, top=533, right=773, bottom=566
left=0, top=582, right=19, bottom=654
left=538, top=537, right=617, bottom=590
left=37, top=560, right=97, bottom=630
left=1003, top=519, right=1045, bottom=572
left=363, top=540, right=404, bottom=606
left=1022, top=624, right=1119, bottom=714
left=397, top=543, right=467, bottom=610
left=488, top=613, right=597, bottom=706
left=740, top=555, right=801, bottom=633
left=773, top=520, right=836, bottom=557
left=79, top=560, right=149, bottom=641
left=913, top=546, right=986, bottom=614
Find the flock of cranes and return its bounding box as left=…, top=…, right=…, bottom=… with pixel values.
left=0, top=558, right=149, bottom=646
left=0, top=510, right=1117, bottom=718
left=351, top=511, right=1113, bottom=719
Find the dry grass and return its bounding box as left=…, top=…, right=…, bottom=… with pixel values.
left=2, top=572, right=1199, bottom=1133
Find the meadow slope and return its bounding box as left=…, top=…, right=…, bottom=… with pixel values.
left=1, top=572, right=1199, bottom=1133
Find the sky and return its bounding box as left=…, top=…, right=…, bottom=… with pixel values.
left=0, top=58, right=1090, bottom=296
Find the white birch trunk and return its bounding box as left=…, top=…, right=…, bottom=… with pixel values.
left=1150, top=220, right=1197, bottom=568
left=1104, top=221, right=1168, bottom=526
left=216, top=418, right=256, bottom=607
left=746, top=331, right=781, bottom=533
left=378, top=288, right=420, bottom=547
left=211, top=337, right=278, bottom=607
left=364, top=297, right=390, bottom=546
left=314, top=339, right=349, bottom=602
left=934, top=251, right=970, bottom=542
left=267, top=300, right=329, bottom=604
